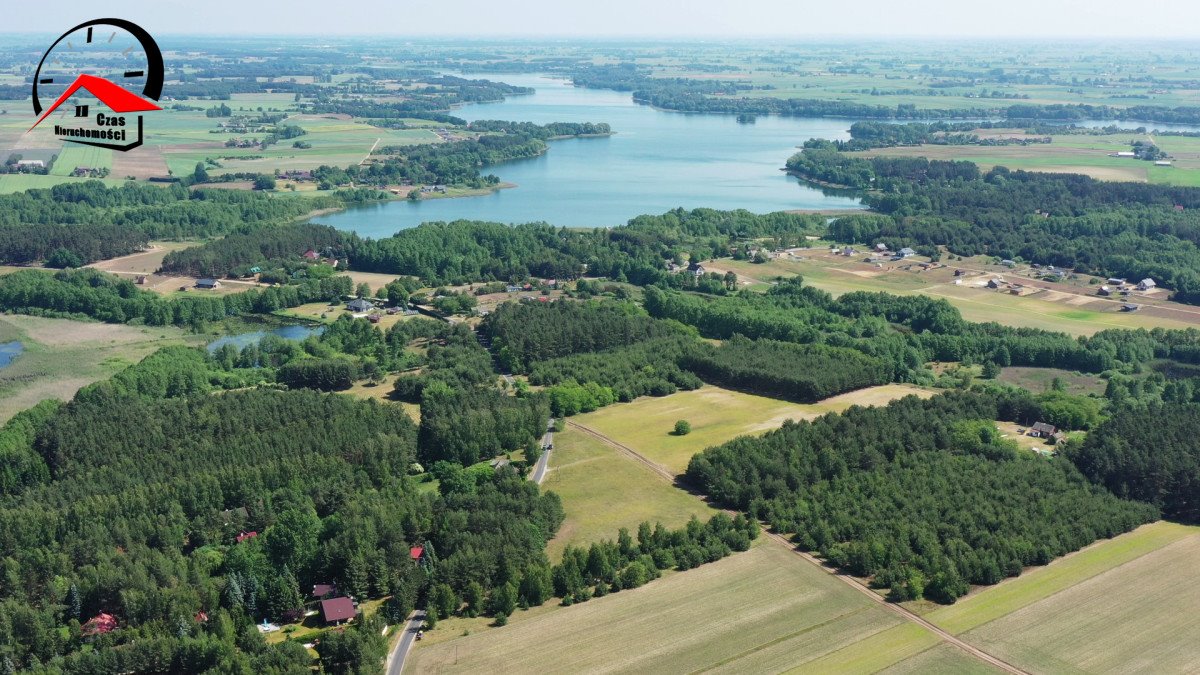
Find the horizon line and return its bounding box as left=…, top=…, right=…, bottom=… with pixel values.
left=1, top=31, right=1200, bottom=41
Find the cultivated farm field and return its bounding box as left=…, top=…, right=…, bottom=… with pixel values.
left=962, top=532, right=1200, bottom=674
left=920, top=521, right=1200, bottom=673
left=406, top=539, right=973, bottom=674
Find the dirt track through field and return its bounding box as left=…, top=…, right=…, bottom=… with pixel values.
left=565, top=420, right=1030, bottom=675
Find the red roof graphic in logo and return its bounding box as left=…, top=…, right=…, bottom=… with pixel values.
left=29, top=73, right=161, bottom=131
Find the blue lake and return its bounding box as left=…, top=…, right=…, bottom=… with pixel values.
left=0, top=341, right=22, bottom=369
left=207, top=325, right=323, bottom=353
left=314, top=73, right=865, bottom=237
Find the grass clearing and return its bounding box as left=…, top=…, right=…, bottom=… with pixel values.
left=0, top=315, right=199, bottom=423
left=996, top=366, right=1106, bottom=396
left=86, top=241, right=202, bottom=275
left=925, top=520, right=1198, bottom=635
left=542, top=428, right=720, bottom=561
left=573, top=384, right=931, bottom=474
left=962, top=529, right=1200, bottom=674
left=407, top=540, right=930, bottom=674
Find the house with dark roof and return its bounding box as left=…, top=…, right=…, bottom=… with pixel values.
left=347, top=298, right=374, bottom=313
left=196, top=279, right=221, bottom=290
left=1029, top=422, right=1057, bottom=438
left=311, top=583, right=337, bottom=600
left=320, top=597, right=356, bottom=625
left=687, top=262, right=706, bottom=276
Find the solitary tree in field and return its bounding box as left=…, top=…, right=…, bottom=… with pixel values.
left=982, top=361, right=1000, bottom=379
left=674, top=420, right=691, bottom=436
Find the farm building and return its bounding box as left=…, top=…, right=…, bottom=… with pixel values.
left=1098, top=286, right=1112, bottom=296
left=1029, top=422, right=1057, bottom=438
left=687, top=262, right=706, bottom=276
left=320, top=597, right=357, bottom=626
left=987, top=278, right=1004, bottom=289
left=897, top=247, right=916, bottom=258
left=195, top=279, right=221, bottom=290
left=347, top=298, right=374, bottom=313
left=1122, top=304, right=1140, bottom=312
left=1137, top=278, right=1156, bottom=291
left=1000, top=259, right=1016, bottom=267
left=1107, top=278, right=1127, bottom=286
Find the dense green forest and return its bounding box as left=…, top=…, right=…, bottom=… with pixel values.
left=159, top=222, right=347, bottom=279
left=480, top=300, right=681, bottom=372
left=0, top=181, right=375, bottom=267
left=1065, top=404, right=1200, bottom=522
left=341, top=209, right=822, bottom=287
left=686, top=390, right=1158, bottom=603
left=0, top=320, right=761, bottom=671
left=788, top=148, right=1200, bottom=304
left=681, top=335, right=890, bottom=403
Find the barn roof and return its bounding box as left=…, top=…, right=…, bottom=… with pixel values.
left=320, top=597, right=356, bottom=623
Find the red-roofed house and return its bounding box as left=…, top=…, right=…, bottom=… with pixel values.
left=194, top=611, right=208, bottom=623
left=303, top=249, right=320, bottom=260
left=311, top=583, right=337, bottom=599
left=410, top=546, right=424, bottom=561
left=236, top=531, right=258, bottom=543
left=82, top=612, right=118, bottom=636
left=320, top=597, right=357, bottom=625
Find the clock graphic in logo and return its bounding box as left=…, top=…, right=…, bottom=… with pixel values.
left=28, top=18, right=164, bottom=151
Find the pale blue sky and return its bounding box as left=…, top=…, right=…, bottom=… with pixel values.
left=5, top=0, right=1200, bottom=38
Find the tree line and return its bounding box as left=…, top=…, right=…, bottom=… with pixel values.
left=0, top=268, right=352, bottom=329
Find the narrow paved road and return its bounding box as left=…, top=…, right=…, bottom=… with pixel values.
left=385, top=609, right=425, bottom=675
left=565, top=420, right=1029, bottom=675
left=531, top=420, right=554, bottom=484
